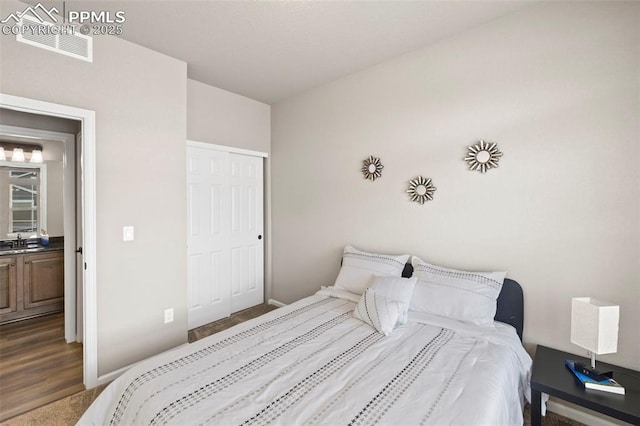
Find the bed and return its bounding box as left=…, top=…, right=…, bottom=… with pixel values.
left=79, top=248, right=532, bottom=425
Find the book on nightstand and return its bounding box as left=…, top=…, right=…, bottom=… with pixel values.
left=565, top=360, right=625, bottom=395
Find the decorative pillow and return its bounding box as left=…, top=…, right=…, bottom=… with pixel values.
left=369, top=275, right=417, bottom=325
left=353, top=288, right=402, bottom=336
left=410, top=256, right=505, bottom=326
left=334, top=245, right=410, bottom=295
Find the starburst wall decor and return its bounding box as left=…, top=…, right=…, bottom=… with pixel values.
left=464, top=140, right=503, bottom=173
left=361, top=156, right=384, bottom=181
left=407, top=176, right=436, bottom=204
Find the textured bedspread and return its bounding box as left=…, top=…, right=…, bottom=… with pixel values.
left=79, top=289, right=531, bottom=425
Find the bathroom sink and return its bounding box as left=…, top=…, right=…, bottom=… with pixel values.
left=0, top=247, right=45, bottom=255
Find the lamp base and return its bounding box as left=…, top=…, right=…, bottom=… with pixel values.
left=574, top=362, right=614, bottom=381
left=588, top=352, right=614, bottom=378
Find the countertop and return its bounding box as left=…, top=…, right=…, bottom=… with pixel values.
left=0, top=243, right=64, bottom=257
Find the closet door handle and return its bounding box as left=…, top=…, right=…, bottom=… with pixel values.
left=258, top=235, right=262, bottom=240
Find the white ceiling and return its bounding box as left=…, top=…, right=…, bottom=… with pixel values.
left=33, top=1, right=531, bottom=104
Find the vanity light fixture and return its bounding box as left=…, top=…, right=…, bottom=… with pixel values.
left=0, top=142, right=44, bottom=163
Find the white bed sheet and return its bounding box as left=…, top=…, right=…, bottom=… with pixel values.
left=79, top=288, right=531, bottom=425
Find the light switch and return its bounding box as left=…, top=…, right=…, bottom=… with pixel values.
left=123, top=226, right=134, bottom=241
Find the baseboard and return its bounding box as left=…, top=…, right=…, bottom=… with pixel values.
left=268, top=299, right=286, bottom=307
left=97, top=363, right=132, bottom=386
left=95, top=342, right=190, bottom=387
left=547, top=399, right=627, bottom=426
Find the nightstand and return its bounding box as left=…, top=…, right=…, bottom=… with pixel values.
left=530, top=345, right=640, bottom=425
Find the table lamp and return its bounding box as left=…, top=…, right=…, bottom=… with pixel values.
left=570, top=297, right=619, bottom=370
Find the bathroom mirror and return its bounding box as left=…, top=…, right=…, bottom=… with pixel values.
left=0, top=165, right=45, bottom=238
left=0, top=134, right=66, bottom=240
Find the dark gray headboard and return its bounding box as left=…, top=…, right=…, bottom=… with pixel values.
left=494, top=279, right=524, bottom=341
left=401, top=263, right=524, bottom=341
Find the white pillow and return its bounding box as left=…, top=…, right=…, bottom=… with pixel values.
left=353, top=288, right=401, bottom=336
left=410, top=256, right=505, bottom=326
left=334, top=245, right=410, bottom=295
left=369, top=275, right=417, bottom=325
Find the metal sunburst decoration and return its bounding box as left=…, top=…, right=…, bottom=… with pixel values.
left=464, top=140, right=503, bottom=173
left=361, top=155, right=384, bottom=181
left=407, top=176, right=436, bottom=204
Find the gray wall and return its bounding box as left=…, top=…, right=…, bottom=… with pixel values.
left=0, top=108, right=81, bottom=134
left=272, top=1, right=640, bottom=369
left=0, top=0, right=188, bottom=375
left=42, top=140, right=64, bottom=237
left=187, top=79, right=270, bottom=153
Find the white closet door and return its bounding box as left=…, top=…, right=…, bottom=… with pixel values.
left=187, top=145, right=264, bottom=330
left=229, top=153, right=264, bottom=313
left=187, top=147, right=231, bottom=329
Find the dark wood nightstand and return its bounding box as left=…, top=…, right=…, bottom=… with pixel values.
left=530, top=345, right=640, bottom=425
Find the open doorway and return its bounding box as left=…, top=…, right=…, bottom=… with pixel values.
left=0, top=110, right=80, bottom=340
left=0, top=109, right=82, bottom=420
left=0, top=94, right=97, bottom=420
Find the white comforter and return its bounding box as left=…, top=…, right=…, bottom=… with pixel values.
left=79, top=288, right=532, bottom=425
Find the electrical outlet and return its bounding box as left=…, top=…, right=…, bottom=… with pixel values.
left=164, top=308, right=174, bottom=324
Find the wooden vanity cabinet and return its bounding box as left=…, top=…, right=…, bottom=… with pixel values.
left=23, top=252, right=64, bottom=310
left=0, top=257, right=18, bottom=315
left=0, top=250, right=64, bottom=324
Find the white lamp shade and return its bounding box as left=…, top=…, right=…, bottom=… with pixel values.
left=30, top=149, right=43, bottom=163
left=571, top=297, right=619, bottom=355
left=11, top=148, right=25, bottom=162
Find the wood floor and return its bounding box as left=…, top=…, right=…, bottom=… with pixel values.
left=0, top=313, right=83, bottom=422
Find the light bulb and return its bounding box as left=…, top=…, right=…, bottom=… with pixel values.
left=30, top=149, right=43, bottom=163
left=11, top=148, right=25, bottom=162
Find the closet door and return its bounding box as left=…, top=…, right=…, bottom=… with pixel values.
left=187, top=147, right=231, bottom=329
left=186, top=145, right=264, bottom=330
left=229, top=153, right=264, bottom=313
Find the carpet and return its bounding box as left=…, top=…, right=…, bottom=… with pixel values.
left=1, top=384, right=107, bottom=426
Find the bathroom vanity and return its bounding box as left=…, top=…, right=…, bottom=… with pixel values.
left=0, top=247, right=64, bottom=324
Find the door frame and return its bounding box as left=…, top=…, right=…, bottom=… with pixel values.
left=187, top=140, right=268, bottom=159
left=0, top=124, right=76, bottom=343
left=0, top=93, right=98, bottom=389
